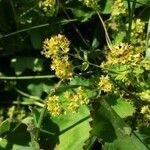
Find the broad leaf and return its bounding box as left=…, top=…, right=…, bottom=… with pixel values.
left=52, top=106, right=91, bottom=150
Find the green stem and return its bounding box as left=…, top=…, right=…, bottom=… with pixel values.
left=35, top=79, right=63, bottom=141
left=15, top=88, right=43, bottom=102
left=145, top=17, right=150, bottom=58
left=0, top=19, right=77, bottom=39
left=14, top=101, right=44, bottom=107
left=127, top=0, right=136, bottom=43
left=0, top=75, right=56, bottom=80
left=68, top=53, right=100, bottom=68
left=35, top=104, right=47, bottom=141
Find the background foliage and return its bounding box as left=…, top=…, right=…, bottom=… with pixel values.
left=0, top=0, right=150, bottom=150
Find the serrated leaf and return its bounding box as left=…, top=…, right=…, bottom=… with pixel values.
left=106, top=95, right=136, bottom=118
left=52, top=106, right=91, bottom=150
left=91, top=98, right=149, bottom=149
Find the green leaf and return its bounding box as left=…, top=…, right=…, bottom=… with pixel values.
left=106, top=95, right=136, bottom=118
left=71, top=7, right=95, bottom=22
left=70, top=76, right=91, bottom=86
left=101, top=0, right=113, bottom=14
left=28, top=30, right=42, bottom=49
left=82, top=61, right=89, bottom=71
left=27, top=82, right=52, bottom=97
left=0, top=119, right=10, bottom=135
left=92, top=98, right=149, bottom=149
left=113, top=32, right=126, bottom=44
left=6, top=123, right=31, bottom=148
left=0, top=138, right=7, bottom=149
left=137, top=0, right=150, bottom=5
left=11, top=57, right=44, bottom=75
left=12, top=144, right=34, bottom=150
left=52, top=106, right=91, bottom=150
left=104, top=135, right=149, bottom=150
left=138, top=126, right=150, bottom=147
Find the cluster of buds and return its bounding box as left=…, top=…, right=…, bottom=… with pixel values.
left=39, top=0, right=56, bottom=17
left=42, top=34, right=74, bottom=79
left=82, top=0, right=99, bottom=10
left=64, top=86, right=89, bottom=113
left=98, top=75, right=112, bottom=92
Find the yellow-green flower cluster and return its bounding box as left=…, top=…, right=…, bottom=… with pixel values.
left=140, top=105, right=150, bottom=123
left=64, top=86, right=89, bottom=113
left=139, top=90, right=150, bottom=102
left=7, top=106, right=26, bottom=120
left=108, top=0, right=127, bottom=31
left=111, top=0, right=127, bottom=17
left=141, top=105, right=150, bottom=114
left=82, top=0, right=99, bottom=9
left=129, top=19, right=146, bottom=45
left=100, top=43, right=145, bottom=84
left=39, top=0, right=56, bottom=17
left=42, top=34, right=74, bottom=79
left=46, top=87, right=89, bottom=116
left=47, top=95, right=63, bottom=116
left=131, top=19, right=145, bottom=38
left=142, top=59, right=150, bottom=71
left=42, top=34, right=70, bottom=58
left=98, top=75, right=112, bottom=92
left=101, top=43, right=141, bottom=68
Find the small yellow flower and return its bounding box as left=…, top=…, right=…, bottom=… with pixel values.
left=83, top=0, right=99, bottom=9
left=42, top=34, right=73, bottom=79
left=141, top=105, right=150, bottom=114
left=63, top=86, right=89, bottom=112
left=99, top=75, right=112, bottom=92
left=51, top=56, right=73, bottom=79
left=64, top=91, right=71, bottom=99
left=39, top=0, right=56, bottom=17
left=47, top=95, right=63, bottom=116
left=111, top=0, right=127, bottom=17
left=68, top=102, right=79, bottom=113
left=139, top=90, right=150, bottom=102
left=42, top=34, right=70, bottom=58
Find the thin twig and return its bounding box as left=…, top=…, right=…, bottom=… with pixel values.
left=96, top=12, right=112, bottom=50
left=0, top=19, right=77, bottom=39
left=59, top=0, right=90, bottom=48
